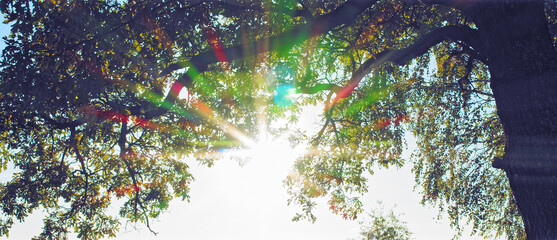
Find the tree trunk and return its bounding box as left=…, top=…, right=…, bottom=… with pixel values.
left=474, top=1, right=557, bottom=238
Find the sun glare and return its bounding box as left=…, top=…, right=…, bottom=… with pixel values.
left=227, top=131, right=305, bottom=171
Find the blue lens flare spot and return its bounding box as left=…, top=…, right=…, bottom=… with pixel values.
left=218, top=148, right=233, bottom=153
left=274, top=84, right=295, bottom=107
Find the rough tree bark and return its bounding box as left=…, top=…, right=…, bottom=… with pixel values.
left=343, top=1, right=557, bottom=238
left=477, top=1, right=557, bottom=239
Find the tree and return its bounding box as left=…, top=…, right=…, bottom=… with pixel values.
left=348, top=203, right=413, bottom=240
left=1, top=0, right=556, bottom=239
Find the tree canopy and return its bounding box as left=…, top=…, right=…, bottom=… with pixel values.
left=1, top=0, right=557, bottom=239
left=354, top=204, right=413, bottom=240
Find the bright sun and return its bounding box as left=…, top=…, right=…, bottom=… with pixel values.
left=232, top=133, right=304, bottom=164
left=221, top=104, right=323, bottom=173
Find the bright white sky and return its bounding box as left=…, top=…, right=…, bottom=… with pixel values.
left=0, top=13, right=499, bottom=240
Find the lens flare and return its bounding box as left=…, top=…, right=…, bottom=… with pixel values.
left=274, top=84, right=296, bottom=107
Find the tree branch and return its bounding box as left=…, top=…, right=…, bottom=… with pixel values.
left=468, top=89, right=494, bottom=98
left=145, top=0, right=380, bottom=120
left=42, top=115, right=83, bottom=129
left=296, top=83, right=342, bottom=94
left=67, top=127, right=92, bottom=219
left=311, top=117, right=331, bottom=147
left=387, top=25, right=481, bottom=65
left=329, top=25, right=481, bottom=105
left=114, top=118, right=158, bottom=235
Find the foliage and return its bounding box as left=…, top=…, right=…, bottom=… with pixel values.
left=0, top=1, right=258, bottom=239
left=349, top=203, right=413, bottom=240
left=406, top=46, right=524, bottom=239
left=1, top=0, right=556, bottom=239
left=284, top=1, right=527, bottom=239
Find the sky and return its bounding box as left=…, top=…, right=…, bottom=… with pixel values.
left=0, top=11, right=498, bottom=240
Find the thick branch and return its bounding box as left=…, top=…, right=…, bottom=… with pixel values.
left=296, top=83, right=342, bottom=94
left=330, top=25, right=481, bottom=105
left=145, top=0, right=379, bottom=119
left=118, top=120, right=128, bottom=154
left=387, top=25, right=481, bottom=65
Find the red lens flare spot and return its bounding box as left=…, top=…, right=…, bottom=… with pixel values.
left=201, top=19, right=230, bottom=69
